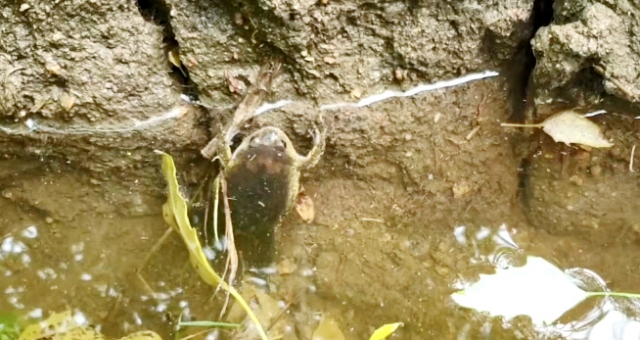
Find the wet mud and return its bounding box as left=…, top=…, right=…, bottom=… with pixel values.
left=2, top=0, right=640, bottom=339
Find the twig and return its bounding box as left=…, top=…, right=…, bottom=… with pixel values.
left=594, top=65, right=637, bottom=101
left=212, top=176, right=221, bottom=243
left=136, top=227, right=174, bottom=295
left=201, top=60, right=283, bottom=160
left=360, top=217, right=384, bottom=223
left=3, top=66, right=25, bottom=87
left=584, top=110, right=606, bottom=117
left=500, top=122, right=544, bottom=128
left=465, top=126, right=481, bottom=140
left=266, top=289, right=306, bottom=332
left=218, top=171, right=239, bottom=317
left=631, top=145, right=636, bottom=172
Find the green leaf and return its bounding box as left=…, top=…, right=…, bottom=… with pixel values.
left=369, top=322, right=403, bottom=340
left=0, top=313, right=21, bottom=340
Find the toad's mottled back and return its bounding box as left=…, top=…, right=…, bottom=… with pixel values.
left=217, top=126, right=324, bottom=270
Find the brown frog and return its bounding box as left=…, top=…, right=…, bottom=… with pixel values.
left=199, top=61, right=325, bottom=270
left=215, top=123, right=325, bottom=270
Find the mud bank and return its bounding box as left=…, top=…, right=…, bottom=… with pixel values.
left=2, top=1, right=640, bottom=340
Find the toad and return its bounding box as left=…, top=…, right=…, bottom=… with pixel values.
left=218, top=124, right=324, bottom=269
left=201, top=61, right=325, bottom=270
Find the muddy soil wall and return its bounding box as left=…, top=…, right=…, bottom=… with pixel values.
left=3, top=0, right=640, bottom=338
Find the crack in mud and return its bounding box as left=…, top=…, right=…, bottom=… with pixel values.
left=505, top=0, right=555, bottom=123
left=136, top=0, right=200, bottom=102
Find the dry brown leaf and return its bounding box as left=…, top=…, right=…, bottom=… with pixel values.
left=501, top=110, right=613, bottom=148
left=542, top=111, right=613, bottom=148
left=295, top=193, right=315, bottom=223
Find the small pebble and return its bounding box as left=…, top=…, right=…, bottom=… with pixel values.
left=350, top=88, right=361, bottom=99
left=569, top=175, right=583, bottom=186
left=323, top=56, right=336, bottom=64
left=277, top=258, right=297, bottom=275
left=233, top=12, right=244, bottom=26
left=394, top=68, right=406, bottom=81
left=435, top=266, right=449, bottom=276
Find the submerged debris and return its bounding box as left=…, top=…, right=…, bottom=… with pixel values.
left=294, top=193, right=315, bottom=224
left=312, top=317, right=346, bottom=340
left=18, top=311, right=162, bottom=340
left=369, top=322, right=404, bottom=340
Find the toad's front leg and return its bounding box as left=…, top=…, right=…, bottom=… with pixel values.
left=299, top=117, right=327, bottom=170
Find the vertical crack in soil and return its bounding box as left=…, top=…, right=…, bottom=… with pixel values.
left=505, top=0, right=554, bottom=218
left=136, top=0, right=200, bottom=101
left=505, top=0, right=554, bottom=122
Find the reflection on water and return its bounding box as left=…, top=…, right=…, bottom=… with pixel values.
left=453, top=224, right=640, bottom=340
left=555, top=270, right=640, bottom=340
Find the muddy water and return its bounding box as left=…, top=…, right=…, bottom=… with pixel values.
left=2, top=77, right=640, bottom=340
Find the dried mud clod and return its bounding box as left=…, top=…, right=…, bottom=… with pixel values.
left=531, top=0, right=640, bottom=108
left=167, top=0, right=536, bottom=103
left=0, top=0, right=181, bottom=122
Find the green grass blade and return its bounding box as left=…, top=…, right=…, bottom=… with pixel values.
left=178, top=321, right=241, bottom=329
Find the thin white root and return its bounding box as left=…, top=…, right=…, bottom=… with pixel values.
left=500, top=123, right=544, bottom=128
left=631, top=145, right=636, bottom=172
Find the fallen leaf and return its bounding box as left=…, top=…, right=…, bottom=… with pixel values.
left=542, top=111, right=613, bottom=148
left=369, top=322, right=403, bottom=340
left=451, top=256, right=588, bottom=325
left=312, top=317, right=346, bottom=340
left=501, top=110, right=613, bottom=148
left=0, top=312, right=21, bottom=340
left=295, top=193, right=315, bottom=223
left=167, top=50, right=187, bottom=78
left=19, top=312, right=162, bottom=340
left=19, top=311, right=79, bottom=340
